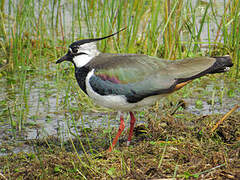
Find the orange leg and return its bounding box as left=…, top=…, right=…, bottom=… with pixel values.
left=127, top=111, right=136, bottom=146
left=108, top=113, right=125, bottom=152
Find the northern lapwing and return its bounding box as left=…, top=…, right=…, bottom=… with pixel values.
left=56, top=29, right=233, bottom=152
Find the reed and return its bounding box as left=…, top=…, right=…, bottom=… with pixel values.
left=0, top=2, right=239, bottom=178
left=0, top=0, right=239, bottom=72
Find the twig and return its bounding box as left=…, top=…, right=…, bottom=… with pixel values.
left=0, top=172, right=7, bottom=180
left=194, top=163, right=226, bottom=177
left=211, top=104, right=239, bottom=133
left=170, top=100, right=184, bottom=115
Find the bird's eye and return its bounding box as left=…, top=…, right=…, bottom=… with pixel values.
left=71, top=47, right=78, bottom=54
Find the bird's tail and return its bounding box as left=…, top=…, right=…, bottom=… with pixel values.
left=175, top=55, right=233, bottom=85
left=209, top=55, right=233, bottom=74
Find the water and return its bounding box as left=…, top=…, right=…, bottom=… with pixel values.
left=0, top=0, right=239, bottom=155
left=0, top=68, right=238, bottom=155
left=2, top=0, right=229, bottom=41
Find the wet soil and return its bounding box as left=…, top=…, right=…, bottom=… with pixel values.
left=0, top=109, right=239, bottom=179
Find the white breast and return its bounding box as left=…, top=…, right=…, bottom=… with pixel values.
left=85, top=69, right=167, bottom=111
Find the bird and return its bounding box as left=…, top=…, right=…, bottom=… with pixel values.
left=56, top=29, right=233, bottom=152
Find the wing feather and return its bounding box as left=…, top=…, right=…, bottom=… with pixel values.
left=87, top=54, right=216, bottom=103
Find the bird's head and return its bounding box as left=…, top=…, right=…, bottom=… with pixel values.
left=56, top=28, right=126, bottom=68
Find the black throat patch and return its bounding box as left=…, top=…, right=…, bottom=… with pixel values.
left=75, top=66, right=91, bottom=95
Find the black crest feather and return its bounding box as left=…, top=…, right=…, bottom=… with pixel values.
left=70, top=27, right=126, bottom=48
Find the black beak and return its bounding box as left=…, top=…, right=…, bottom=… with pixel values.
left=56, top=54, right=71, bottom=64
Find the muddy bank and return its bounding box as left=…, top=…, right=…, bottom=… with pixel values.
left=0, top=111, right=239, bottom=179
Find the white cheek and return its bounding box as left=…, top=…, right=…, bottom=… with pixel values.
left=73, top=54, right=92, bottom=68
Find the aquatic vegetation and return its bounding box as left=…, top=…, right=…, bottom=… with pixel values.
left=0, top=0, right=239, bottom=179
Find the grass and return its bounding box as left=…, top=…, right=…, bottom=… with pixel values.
left=0, top=0, right=240, bottom=179
left=0, top=110, right=239, bottom=179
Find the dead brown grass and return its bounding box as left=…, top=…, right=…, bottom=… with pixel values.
left=0, top=112, right=239, bottom=179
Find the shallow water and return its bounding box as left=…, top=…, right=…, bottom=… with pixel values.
left=0, top=66, right=239, bottom=156
left=1, top=0, right=239, bottom=155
